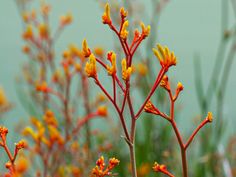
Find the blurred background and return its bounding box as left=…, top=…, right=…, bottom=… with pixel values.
left=0, top=0, right=235, bottom=176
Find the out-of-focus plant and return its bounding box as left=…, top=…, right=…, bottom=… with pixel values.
left=193, top=0, right=235, bottom=176
left=0, top=126, right=27, bottom=176
left=83, top=3, right=213, bottom=177
left=14, top=0, right=114, bottom=176
left=0, top=87, right=13, bottom=118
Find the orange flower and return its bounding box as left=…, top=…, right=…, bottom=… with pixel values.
left=121, top=58, right=132, bottom=80
left=82, top=39, right=91, bottom=57
left=160, top=75, right=170, bottom=91
left=140, top=22, right=151, bottom=38
left=0, top=126, right=8, bottom=139
left=144, top=101, right=160, bottom=115
left=15, top=140, right=28, bottom=150
left=85, top=54, right=97, bottom=78
left=0, top=87, right=8, bottom=107
left=22, top=25, right=33, bottom=40
left=41, top=3, right=51, bottom=16
left=102, top=3, right=112, bottom=25
left=60, top=13, right=73, bottom=26
left=92, top=156, right=120, bottom=177
left=120, top=7, right=128, bottom=18
left=97, top=106, right=108, bottom=117
left=120, top=20, right=129, bottom=40
left=106, top=51, right=117, bottom=75
left=206, top=112, right=213, bottom=122
left=38, top=23, right=49, bottom=39
left=153, top=44, right=177, bottom=69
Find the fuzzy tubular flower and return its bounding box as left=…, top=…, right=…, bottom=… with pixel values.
left=121, top=58, right=132, bottom=80
left=120, top=20, right=129, bottom=40
left=153, top=44, right=177, bottom=70
left=140, top=22, right=151, bottom=38
left=102, top=3, right=112, bottom=25
left=84, top=54, right=97, bottom=78
left=82, top=39, right=91, bottom=57
left=106, top=51, right=117, bottom=76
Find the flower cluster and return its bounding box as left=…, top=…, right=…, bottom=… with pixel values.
left=0, top=126, right=27, bottom=176
left=92, top=156, right=120, bottom=177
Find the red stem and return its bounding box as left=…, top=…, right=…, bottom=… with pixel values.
left=184, top=119, right=208, bottom=149
left=135, top=67, right=165, bottom=119
left=96, top=57, right=125, bottom=92
left=95, top=77, right=130, bottom=141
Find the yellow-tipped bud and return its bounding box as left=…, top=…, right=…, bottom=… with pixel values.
left=22, top=25, right=33, bottom=40
left=0, top=87, right=8, bottom=106
left=97, top=106, right=108, bottom=117
left=38, top=23, right=49, bottom=39
left=206, top=112, right=213, bottom=122
left=15, top=139, right=27, bottom=150
left=85, top=54, right=97, bottom=78
left=41, top=4, right=51, bottom=16
left=22, top=127, right=37, bottom=141
left=160, top=75, right=169, bottom=89
left=120, top=7, right=128, bottom=18
left=120, top=20, right=129, bottom=40
left=82, top=39, right=91, bottom=57
left=140, top=22, right=151, bottom=38
left=177, top=82, right=184, bottom=92
left=153, top=44, right=177, bottom=69
left=106, top=52, right=117, bottom=75
left=136, top=63, right=148, bottom=76
left=102, top=3, right=112, bottom=24
left=121, top=58, right=132, bottom=80
left=60, top=13, right=73, bottom=26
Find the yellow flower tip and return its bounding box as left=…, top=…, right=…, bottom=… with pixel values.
left=108, top=157, right=120, bottom=168
left=137, top=63, right=148, bottom=76
left=31, top=9, right=36, bottom=19
left=60, top=13, right=73, bottom=26
left=22, top=45, right=31, bottom=54
left=38, top=23, right=49, bottom=39
left=82, top=39, right=91, bottom=57
left=22, top=25, right=33, bottom=40
left=96, top=156, right=105, bottom=167
left=160, top=75, right=169, bottom=90
left=153, top=162, right=167, bottom=173
left=94, top=47, right=104, bottom=57
left=0, top=87, right=8, bottom=106
left=22, top=12, right=30, bottom=22
left=15, top=139, right=28, bottom=150
left=102, top=3, right=112, bottom=24
left=121, top=58, right=132, bottom=80
left=97, top=106, right=108, bottom=117
left=41, top=3, right=51, bottom=16
left=144, top=100, right=160, bottom=115
left=120, top=7, right=128, bottom=18
left=74, top=63, right=82, bottom=72
left=0, top=126, right=8, bottom=137
left=120, top=20, right=129, bottom=40
left=153, top=44, right=177, bottom=69
left=177, top=82, right=184, bottom=92
left=5, top=161, right=11, bottom=169
left=106, top=51, right=117, bottom=75
left=84, top=54, right=97, bottom=78
left=44, top=110, right=58, bottom=127
left=207, top=112, right=213, bottom=122
left=140, top=22, right=151, bottom=38
left=35, top=81, right=49, bottom=93
left=15, top=154, right=29, bottom=173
